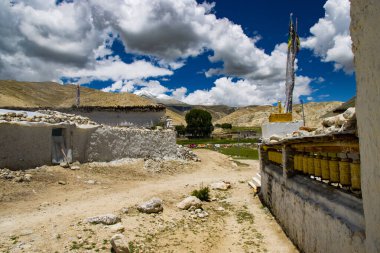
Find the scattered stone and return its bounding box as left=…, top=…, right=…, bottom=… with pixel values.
left=70, top=166, right=80, bottom=170
left=85, top=180, right=96, bottom=184
left=343, top=107, right=356, bottom=120
left=177, top=196, right=202, bottom=210
left=176, top=145, right=199, bottom=161
left=110, top=223, right=125, bottom=233
left=110, top=234, right=129, bottom=253
left=85, top=214, right=121, bottom=225
left=14, top=176, right=23, bottom=182
left=137, top=197, right=163, bottom=214
left=210, top=181, right=231, bottom=191
left=269, top=134, right=282, bottom=141
left=121, top=207, right=129, bottom=214
left=60, top=162, right=70, bottom=168
left=58, top=181, right=67, bottom=185
left=215, top=206, right=225, bottom=212
left=322, top=116, right=336, bottom=127
left=24, top=174, right=32, bottom=182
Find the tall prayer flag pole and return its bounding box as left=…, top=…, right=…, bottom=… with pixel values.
left=284, top=13, right=300, bottom=113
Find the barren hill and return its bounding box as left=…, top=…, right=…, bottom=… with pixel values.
left=0, top=80, right=155, bottom=108
left=215, top=102, right=343, bottom=128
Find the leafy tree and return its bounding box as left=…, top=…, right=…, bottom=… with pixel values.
left=175, top=124, right=186, bottom=137
left=185, top=109, right=214, bottom=138
left=221, top=123, right=232, bottom=129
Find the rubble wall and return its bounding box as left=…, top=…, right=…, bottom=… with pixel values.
left=0, top=123, right=52, bottom=169
left=351, top=1, right=380, bottom=252
left=260, top=164, right=365, bottom=253
left=86, top=127, right=177, bottom=162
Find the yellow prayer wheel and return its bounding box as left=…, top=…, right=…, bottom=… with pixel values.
left=339, top=158, right=351, bottom=186
left=298, top=154, right=304, bottom=172
left=329, top=157, right=340, bottom=183
left=308, top=155, right=315, bottom=176
left=294, top=154, right=299, bottom=171
left=302, top=154, right=308, bottom=174
left=314, top=155, right=322, bottom=177
left=268, top=151, right=274, bottom=162
left=321, top=157, right=330, bottom=180
left=350, top=160, right=361, bottom=190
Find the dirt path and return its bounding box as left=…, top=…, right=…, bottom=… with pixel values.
left=0, top=150, right=297, bottom=253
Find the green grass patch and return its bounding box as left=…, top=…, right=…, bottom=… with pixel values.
left=230, top=126, right=262, bottom=134
left=177, top=138, right=258, bottom=145
left=236, top=209, right=255, bottom=224
left=218, top=147, right=259, bottom=160
left=191, top=185, right=210, bottom=201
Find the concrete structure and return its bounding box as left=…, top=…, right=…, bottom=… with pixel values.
left=262, top=121, right=303, bottom=140
left=0, top=121, right=177, bottom=170
left=0, top=122, right=97, bottom=169
left=351, top=1, right=380, bottom=252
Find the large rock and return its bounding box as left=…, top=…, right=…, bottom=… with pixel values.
left=322, top=116, right=336, bottom=127
left=177, top=196, right=202, bottom=210
left=343, top=107, right=356, bottom=120
left=210, top=181, right=231, bottom=191
left=137, top=197, right=163, bottom=214
left=335, top=114, right=346, bottom=127
left=110, top=234, right=129, bottom=253
left=85, top=214, right=121, bottom=225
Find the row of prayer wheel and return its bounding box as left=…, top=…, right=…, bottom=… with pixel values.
left=268, top=151, right=283, bottom=164
left=293, top=153, right=361, bottom=190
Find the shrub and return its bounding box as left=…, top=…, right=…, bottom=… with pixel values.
left=221, top=123, right=232, bottom=129
left=175, top=124, right=186, bottom=136
left=191, top=185, right=210, bottom=201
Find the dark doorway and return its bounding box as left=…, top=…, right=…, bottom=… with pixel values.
left=51, top=128, right=67, bottom=164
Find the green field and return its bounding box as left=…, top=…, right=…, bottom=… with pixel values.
left=230, top=126, right=262, bottom=134
left=176, top=138, right=258, bottom=145
left=218, top=146, right=259, bottom=160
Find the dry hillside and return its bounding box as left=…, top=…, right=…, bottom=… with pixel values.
left=215, top=102, right=343, bottom=128
left=0, top=80, right=155, bottom=108
left=165, top=108, right=187, bottom=126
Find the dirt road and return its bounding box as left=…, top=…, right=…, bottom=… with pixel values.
left=0, top=149, right=297, bottom=253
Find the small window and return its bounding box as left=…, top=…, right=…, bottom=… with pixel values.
left=52, top=128, right=63, bottom=136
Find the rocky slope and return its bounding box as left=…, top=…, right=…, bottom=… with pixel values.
left=0, top=80, right=155, bottom=108
left=215, top=102, right=343, bottom=128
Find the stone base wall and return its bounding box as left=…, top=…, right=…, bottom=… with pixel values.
left=260, top=164, right=365, bottom=253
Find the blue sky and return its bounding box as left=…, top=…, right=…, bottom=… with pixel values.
left=0, top=0, right=355, bottom=106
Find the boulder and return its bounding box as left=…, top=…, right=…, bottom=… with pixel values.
left=110, top=234, right=129, bottom=253
left=210, top=181, right=231, bottom=191
left=335, top=114, right=346, bottom=127
left=343, top=107, right=356, bottom=120
left=322, top=116, right=336, bottom=127
left=137, top=197, right=163, bottom=214
left=110, top=223, right=125, bottom=233
left=177, top=196, right=202, bottom=210
left=86, top=214, right=121, bottom=225
left=269, top=134, right=282, bottom=141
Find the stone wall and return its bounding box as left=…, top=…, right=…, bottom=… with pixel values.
left=260, top=158, right=365, bottom=253
left=0, top=123, right=52, bottom=169
left=350, top=1, right=380, bottom=252
left=0, top=123, right=177, bottom=169
left=86, top=127, right=177, bottom=162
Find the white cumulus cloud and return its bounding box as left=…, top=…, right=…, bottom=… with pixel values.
left=302, top=0, right=354, bottom=73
